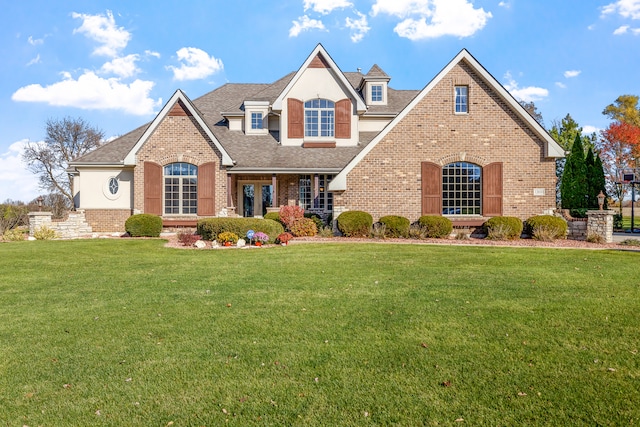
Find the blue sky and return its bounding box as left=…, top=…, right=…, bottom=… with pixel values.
left=1, top=0, right=639, bottom=202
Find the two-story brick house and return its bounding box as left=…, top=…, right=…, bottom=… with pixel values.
left=68, top=44, right=564, bottom=232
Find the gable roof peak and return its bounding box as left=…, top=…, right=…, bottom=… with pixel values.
left=364, top=64, right=389, bottom=79
left=272, top=44, right=367, bottom=112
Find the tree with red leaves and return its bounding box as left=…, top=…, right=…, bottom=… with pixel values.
left=597, top=121, right=640, bottom=210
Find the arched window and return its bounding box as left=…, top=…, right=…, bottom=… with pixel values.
left=442, top=162, right=481, bottom=215
left=305, top=99, right=334, bottom=137
left=164, top=162, right=198, bottom=214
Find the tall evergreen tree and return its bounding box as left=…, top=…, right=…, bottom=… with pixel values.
left=560, top=134, right=588, bottom=209
left=593, top=153, right=608, bottom=209
left=585, top=148, right=597, bottom=208
left=550, top=114, right=582, bottom=206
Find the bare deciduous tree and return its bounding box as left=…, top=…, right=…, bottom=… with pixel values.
left=22, top=117, right=104, bottom=208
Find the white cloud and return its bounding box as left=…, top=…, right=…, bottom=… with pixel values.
left=503, top=72, right=548, bottom=102
left=582, top=125, right=600, bottom=135
left=304, top=0, right=352, bottom=14
left=289, top=15, right=327, bottom=37
left=498, top=1, right=510, bottom=8
left=26, top=54, right=41, bottom=66
left=345, top=11, right=370, bottom=42
left=563, top=70, right=581, bottom=78
left=28, top=36, right=44, bottom=46
left=0, top=140, right=41, bottom=203
left=601, top=0, right=640, bottom=19
left=145, top=50, right=161, bottom=59
left=100, top=54, right=140, bottom=78
left=167, top=47, right=224, bottom=81
left=555, top=82, right=567, bottom=89
left=614, top=24, right=630, bottom=33
left=371, top=0, right=492, bottom=40
left=72, top=10, right=130, bottom=57
left=11, top=71, right=160, bottom=115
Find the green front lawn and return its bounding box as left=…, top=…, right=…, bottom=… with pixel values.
left=0, top=240, right=638, bottom=426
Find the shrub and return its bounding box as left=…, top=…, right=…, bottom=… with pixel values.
left=417, top=216, right=453, bottom=238
left=613, top=213, right=623, bottom=230
left=279, top=205, right=304, bottom=229
left=2, top=228, right=26, bottom=242
left=337, top=211, right=373, bottom=237
left=455, top=230, right=470, bottom=240
left=619, top=238, right=640, bottom=246
left=485, top=216, right=523, bottom=240
left=197, top=218, right=284, bottom=243
left=379, top=215, right=410, bottom=238
left=569, top=208, right=587, bottom=218
left=289, top=217, right=318, bottom=237
left=305, top=213, right=325, bottom=230
left=525, top=215, right=567, bottom=241
left=276, top=232, right=293, bottom=244
left=318, top=225, right=334, bottom=238
left=217, top=232, right=239, bottom=244
left=264, top=212, right=282, bottom=225
left=33, top=226, right=59, bottom=240
left=408, top=223, right=427, bottom=240
left=125, top=214, right=162, bottom=237
left=371, top=222, right=387, bottom=239
left=177, top=230, right=201, bottom=247
left=586, top=232, right=605, bottom=244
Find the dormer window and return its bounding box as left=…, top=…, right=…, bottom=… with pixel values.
left=244, top=100, right=269, bottom=135
left=305, top=99, right=334, bottom=137
left=251, top=112, right=263, bottom=130
left=371, top=85, right=383, bottom=102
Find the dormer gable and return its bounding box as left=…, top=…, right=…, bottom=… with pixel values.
left=360, top=64, right=390, bottom=106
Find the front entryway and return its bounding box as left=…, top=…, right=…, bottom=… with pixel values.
left=238, top=182, right=273, bottom=217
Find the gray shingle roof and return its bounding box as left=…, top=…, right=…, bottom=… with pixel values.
left=72, top=68, right=416, bottom=170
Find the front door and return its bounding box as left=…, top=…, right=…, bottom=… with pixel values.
left=239, top=182, right=273, bottom=217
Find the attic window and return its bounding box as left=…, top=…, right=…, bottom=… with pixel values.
left=455, top=86, right=468, bottom=114
left=305, top=99, right=334, bottom=137
left=251, top=112, right=263, bottom=130
left=371, top=85, right=383, bottom=102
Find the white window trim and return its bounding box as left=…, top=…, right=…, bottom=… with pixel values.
left=454, top=85, right=469, bottom=115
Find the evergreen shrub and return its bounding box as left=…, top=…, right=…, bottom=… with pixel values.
left=485, top=216, right=523, bottom=240
left=379, top=215, right=410, bottom=238
left=337, top=211, right=373, bottom=237
left=125, top=214, right=162, bottom=237
left=417, top=216, right=453, bottom=238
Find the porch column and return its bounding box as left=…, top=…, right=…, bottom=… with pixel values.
left=272, top=174, right=277, bottom=208
left=227, top=174, right=233, bottom=207
left=313, top=174, right=319, bottom=209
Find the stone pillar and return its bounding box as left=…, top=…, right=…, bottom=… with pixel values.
left=586, top=210, right=615, bottom=243
left=28, top=211, right=52, bottom=237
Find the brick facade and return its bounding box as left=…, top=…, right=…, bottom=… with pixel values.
left=335, top=61, right=557, bottom=222
left=133, top=114, right=228, bottom=220
left=85, top=209, right=132, bottom=233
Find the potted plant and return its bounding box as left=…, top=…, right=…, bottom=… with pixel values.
left=253, top=231, right=269, bottom=246
left=217, top=231, right=239, bottom=246
left=276, top=232, right=293, bottom=246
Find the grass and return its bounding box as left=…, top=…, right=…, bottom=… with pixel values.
left=0, top=239, right=639, bottom=426
left=622, top=216, right=640, bottom=231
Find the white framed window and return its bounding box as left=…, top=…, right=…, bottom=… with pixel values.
left=305, top=99, right=334, bottom=137
left=455, top=86, right=468, bottom=114
left=299, top=174, right=334, bottom=211
left=164, top=162, right=197, bottom=215
left=251, top=112, right=263, bottom=130
left=371, top=84, right=383, bottom=102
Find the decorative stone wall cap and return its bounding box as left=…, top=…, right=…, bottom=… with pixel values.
left=28, top=211, right=53, bottom=216
left=586, top=209, right=616, bottom=215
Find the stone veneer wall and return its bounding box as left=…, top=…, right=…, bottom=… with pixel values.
left=565, top=218, right=587, bottom=240
left=586, top=210, right=614, bottom=243
left=28, top=210, right=93, bottom=238
left=334, top=61, right=557, bottom=222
